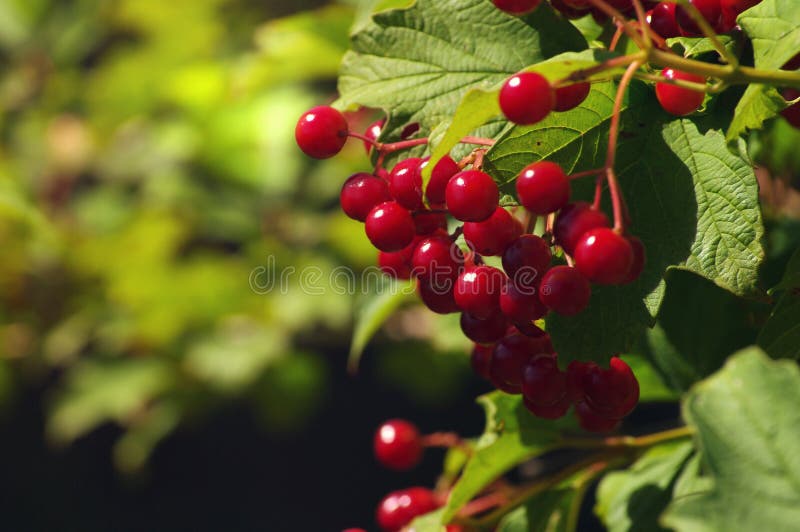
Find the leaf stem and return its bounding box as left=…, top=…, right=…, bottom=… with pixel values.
left=563, top=425, right=695, bottom=449
left=460, top=136, right=496, bottom=147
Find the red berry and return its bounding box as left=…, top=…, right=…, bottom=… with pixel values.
left=295, top=106, right=349, bottom=159
left=524, top=394, right=571, bottom=419
left=575, top=401, right=621, bottom=433
left=412, top=234, right=464, bottom=281
left=445, top=170, right=499, bottom=222
left=502, top=234, right=552, bottom=289
left=516, top=161, right=571, bottom=215
left=374, top=419, right=424, bottom=471
left=414, top=209, right=448, bottom=236
left=539, top=266, right=591, bottom=316
left=400, top=123, right=421, bottom=139
left=499, top=72, right=555, bottom=125
left=554, top=82, right=591, bottom=112
left=340, top=173, right=392, bottom=222
left=574, top=228, right=634, bottom=285
left=781, top=88, right=800, bottom=128
left=656, top=69, right=706, bottom=116
left=522, top=356, right=568, bottom=407
left=583, top=357, right=640, bottom=418
left=492, top=0, right=543, bottom=15
left=561, top=0, right=591, bottom=8
left=366, top=202, right=416, bottom=252
left=417, top=278, right=460, bottom=314
left=566, top=360, right=594, bottom=402
left=378, top=237, right=421, bottom=280
left=513, top=320, right=548, bottom=339
left=426, top=155, right=460, bottom=205
left=363, top=119, right=384, bottom=153
left=471, top=344, right=494, bottom=379
left=454, top=266, right=506, bottom=319
left=461, top=311, right=508, bottom=344
left=719, top=0, right=759, bottom=30
left=648, top=2, right=681, bottom=38
left=376, top=487, right=439, bottom=532
left=621, top=236, right=646, bottom=284
left=554, top=202, right=610, bottom=255
left=490, top=334, right=534, bottom=393
left=676, top=0, right=722, bottom=35
left=500, top=280, right=548, bottom=322
left=551, top=0, right=591, bottom=18
left=390, top=158, right=426, bottom=210
left=464, top=207, right=523, bottom=256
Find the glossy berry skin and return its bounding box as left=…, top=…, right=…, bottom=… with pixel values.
left=516, top=161, right=571, bottom=215
left=583, top=357, right=640, bottom=418
left=363, top=119, right=384, bottom=153
left=378, top=236, right=421, bottom=280
left=413, top=209, right=448, bottom=236
left=464, top=207, right=523, bottom=256
left=412, top=234, right=464, bottom=281
left=554, top=82, right=591, bottom=112
left=445, top=170, right=499, bottom=222
left=365, top=202, right=416, bottom=252
left=676, top=0, right=722, bottom=35
left=522, top=356, right=568, bottom=407
left=455, top=266, right=506, bottom=319
left=656, top=69, right=706, bottom=116
left=499, top=72, right=555, bottom=125
left=500, top=280, right=548, bottom=323
left=295, top=106, right=349, bottom=159
left=461, top=311, right=508, bottom=344
left=554, top=202, right=611, bottom=255
left=390, top=158, right=426, bottom=210
left=539, top=266, right=591, bottom=316
left=492, top=0, right=542, bottom=15
left=471, top=344, right=494, bottom=380
left=490, top=334, right=534, bottom=394
left=418, top=278, right=460, bottom=314
left=621, top=236, right=646, bottom=284
left=374, top=419, right=424, bottom=471
left=502, top=235, right=552, bottom=289
left=574, top=228, right=635, bottom=285
left=340, top=173, right=392, bottom=222
left=376, top=487, right=439, bottom=532
left=426, top=155, right=460, bottom=205
left=648, top=2, right=681, bottom=38
left=575, top=401, right=621, bottom=433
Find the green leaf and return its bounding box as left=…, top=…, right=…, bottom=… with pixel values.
left=726, top=0, right=800, bottom=144
left=619, top=354, right=679, bottom=402
left=662, top=348, right=800, bottom=532
left=497, top=487, right=579, bottom=532
left=595, top=441, right=694, bottom=532
left=338, top=0, right=584, bottom=142
left=348, top=279, right=416, bottom=371
left=667, top=34, right=740, bottom=58
left=407, top=508, right=447, bottom=532
left=487, top=82, right=764, bottom=364
left=770, top=245, right=800, bottom=292
left=757, top=290, right=800, bottom=359
left=441, top=392, right=575, bottom=522
left=671, top=453, right=713, bottom=500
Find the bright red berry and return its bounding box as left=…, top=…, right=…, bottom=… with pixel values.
left=417, top=278, right=460, bottom=314
left=648, top=3, right=681, bottom=38
left=656, top=69, right=706, bottom=116
left=502, top=235, right=552, bottom=289
left=426, top=155, right=460, bottom=205
left=378, top=237, right=421, bottom=280
left=516, top=161, right=571, bottom=215
left=363, top=119, right=384, bottom=153
left=538, top=266, right=591, bottom=316
left=492, top=0, right=543, bottom=15
left=621, top=236, right=646, bottom=284
left=499, top=72, right=555, bottom=125
left=500, top=280, right=548, bottom=323
left=374, top=419, right=424, bottom=471
left=464, top=207, right=523, bottom=256
left=413, top=209, right=448, bottom=236
left=554, top=202, right=610, bottom=255
left=412, top=234, right=464, bottom=281
left=676, top=0, right=722, bottom=35
left=390, top=158, right=426, bottom=210
left=554, top=82, right=591, bottom=112
left=575, top=401, right=621, bottom=433
left=573, top=228, right=634, bottom=285
left=340, top=173, right=392, bottom=222
left=445, top=170, right=499, bottom=222
left=461, top=311, right=508, bottom=344
left=376, top=487, right=439, bottom=532
left=522, top=356, right=568, bottom=407
left=719, top=0, right=760, bottom=30
left=365, top=201, right=416, bottom=252
left=455, top=266, right=506, bottom=319
left=471, top=344, right=494, bottom=380
left=295, top=106, right=349, bottom=159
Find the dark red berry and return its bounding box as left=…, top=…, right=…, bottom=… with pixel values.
left=583, top=357, right=640, bottom=418
left=363, top=119, right=384, bottom=153
left=575, top=401, right=621, bottom=433
left=782, top=88, right=800, bottom=128
left=676, top=0, right=722, bottom=35
left=621, top=236, right=646, bottom=284
left=656, top=69, right=706, bottom=116
left=464, top=207, right=523, bottom=256
left=554, top=202, right=610, bottom=255
left=561, top=0, right=591, bottom=8
left=490, top=334, right=534, bottom=393
left=378, top=237, right=421, bottom=280
left=455, top=266, right=506, bottom=319
left=414, top=209, right=448, bottom=235
left=524, top=394, right=571, bottom=419
left=551, top=0, right=591, bottom=18
left=471, top=344, right=494, bottom=380
left=445, top=170, right=499, bottom=222
left=461, top=311, right=508, bottom=344
left=412, top=234, right=464, bottom=281
left=401, top=123, right=421, bottom=139
left=539, top=266, right=591, bottom=316
left=513, top=320, right=548, bottom=339
left=426, top=155, right=460, bottom=205
left=574, top=228, right=634, bottom=285
left=554, top=82, right=591, bottom=112
left=340, top=173, right=392, bottom=222
left=376, top=487, right=439, bottom=532
left=417, top=278, right=460, bottom=314
left=365, top=201, right=416, bottom=252
left=522, top=356, right=568, bottom=407
left=499, top=72, right=555, bottom=125
left=295, top=106, right=349, bottom=159
left=502, top=234, right=552, bottom=289
left=516, top=161, right=571, bottom=215
left=374, top=419, right=424, bottom=471
left=389, top=158, right=426, bottom=210
left=720, top=0, right=759, bottom=29
left=492, top=0, right=543, bottom=15
left=566, top=360, right=594, bottom=402
left=648, top=2, right=681, bottom=38
left=500, top=280, right=548, bottom=323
